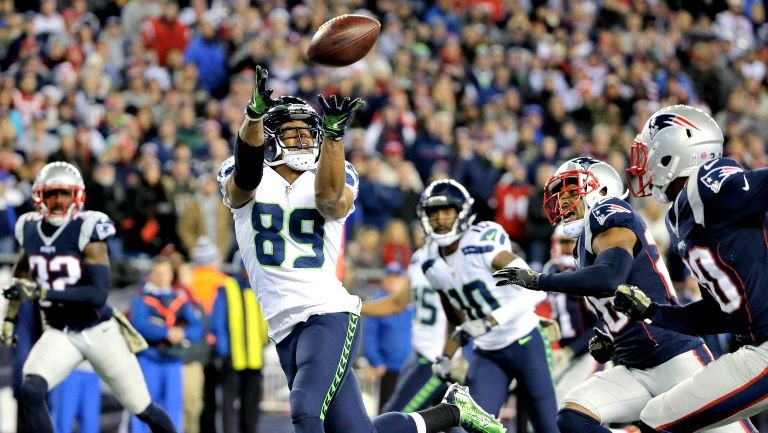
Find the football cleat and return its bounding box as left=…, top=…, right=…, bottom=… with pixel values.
left=442, top=383, right=506, bottom=433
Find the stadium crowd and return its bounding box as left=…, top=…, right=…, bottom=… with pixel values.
left=1, top=0, right=768, bottom=431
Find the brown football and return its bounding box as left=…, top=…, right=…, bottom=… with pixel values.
left=307, top=14, right=381, bottom=67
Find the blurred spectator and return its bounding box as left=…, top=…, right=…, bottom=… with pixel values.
left=124, top=157, right=179, bottom=255
left=184, top=18, right=227, bottom=96
left=16, top=111, right=57, bottom=158
left=210, top=263, right=268, bottom=433
left=130, top=256, right=204, bottom=433
left=525, top=164, right=556, bottom=271
left=49, top=362, right=100, bottom=433
left=141, top=0, right=190, bottom=67
left=363, top=262, right=413, bottom=412
left=494, top=154, right=532, bottom=248
left=380, top=219, right=412, bottom=269
left=452, top=133, right=502, bottom=222
left=178, top=173, right=233, bottom=259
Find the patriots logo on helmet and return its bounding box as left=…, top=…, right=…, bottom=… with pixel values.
left=701, top=165, right=743, bottom=194
left=648, top=113, right=700, bottom=140
left=592, top=203, right=631, bottom=225
left=570, top=156, right=600, bottom=169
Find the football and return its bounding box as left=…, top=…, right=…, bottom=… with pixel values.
left=307, top=14, right=381, bottom=67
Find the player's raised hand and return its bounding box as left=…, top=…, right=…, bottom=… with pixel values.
left=2, top=278, right=45, bottom=302
left=318, top=94, right=365, bottom=140
left=492, top=266, right=541, bottom=290
left=245, top=65, right=278, bottom=121
left=613, top=284, right=655, bottom=320
left=588, top=327, right=613, bottom=364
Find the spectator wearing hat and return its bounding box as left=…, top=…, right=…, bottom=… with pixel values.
left=363, top=262, right=413, bottom=412
left=209, top=262, right=268, bottom=433
left=186, top=237, right=237, bottom=433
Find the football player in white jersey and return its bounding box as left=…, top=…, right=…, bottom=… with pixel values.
left=418, top=179, right=559, bottom=433
left=217, top=66, right=504, bottom=433
left=361, top=241, right=450, bottom=413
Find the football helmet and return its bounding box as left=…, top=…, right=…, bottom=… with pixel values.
left=544, top=157, right=627, bottom=238
left=627, top=104, right=723, bottom=204
left=263, top=96, right=324, bottom=171
left=417, top=179, right=475, bottom=247
left=32, top=162, right=86, bottom=226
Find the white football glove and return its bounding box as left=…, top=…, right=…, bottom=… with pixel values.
left=431, top=355, right=452, bottom=382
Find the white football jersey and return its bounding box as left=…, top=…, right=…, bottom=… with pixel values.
left=409, top=243, right=447, bottom=362
left=218, top=157, right=361, bottom=343
left=423, top=221, right=545, bottom=351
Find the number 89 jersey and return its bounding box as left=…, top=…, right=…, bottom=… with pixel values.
left=15, top=210, right=116, bottom=330
left=423, top=221, right=546, bottom=351
left=218, top=157, right=362, bottom=343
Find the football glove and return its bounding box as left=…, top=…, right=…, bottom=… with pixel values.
left=588, top=327, right=614, bottom=364
left=538, top=317, right=562, bottom=342
left=2, top=278, right=45, bottom=302
left=492, top=266, right=541, bottom=290
left=613, top=284, right=655, bottom=320
left=318, top=94, right=365, bottom=140
left=244, top=65, right=279, bottom=121
left=432, top=355, right=453, bottom=382
left=451, top=318, right=494, bottom=346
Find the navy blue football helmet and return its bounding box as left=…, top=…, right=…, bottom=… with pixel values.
left=417, top=179, right=475, bottom=246
left=263, top=96, right=324, bottom=171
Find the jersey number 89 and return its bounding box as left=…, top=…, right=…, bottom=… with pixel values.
left=252, top=203, right=325, bottom=268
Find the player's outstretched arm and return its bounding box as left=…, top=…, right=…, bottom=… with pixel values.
left=227, top=65, right=274, bottom=209
left=361, top=275, right=411, bottom=317
left=496, top=227, right=636, bottom=298
left=314, top=94, right=364, bottom=220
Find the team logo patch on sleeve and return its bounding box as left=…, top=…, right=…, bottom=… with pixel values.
left=701, top=165, right=743, bottom=194
left=592, top=203, right=631, bottom=225
left=95, top=221, right=116, bottom=240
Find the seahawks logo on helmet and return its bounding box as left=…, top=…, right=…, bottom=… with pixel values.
left=648, top=113, right=700, bottom=140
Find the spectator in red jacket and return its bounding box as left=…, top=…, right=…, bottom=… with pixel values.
left=141, top=1, right=189, bottom=67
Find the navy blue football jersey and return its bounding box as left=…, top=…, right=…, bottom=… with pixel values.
left=576, top=197, right=702, bottom=368
left=667, top=157, right=768, bottom=343
left=15, top=211, right=116, bottom=330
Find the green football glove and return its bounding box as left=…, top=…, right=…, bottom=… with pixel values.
left=318, top=94, right=365, bottom=141
left=245, top=65, right=279, bottom=121
left=613, top=284, right=655, bottom=320
left=3, top=278, right=45, bottom=302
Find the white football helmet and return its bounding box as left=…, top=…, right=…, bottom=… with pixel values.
left=32, top=161, right=86, bottom=226
left=627, top=104, right=723, bottom=204
left=544, top=157, right=627, bottom=238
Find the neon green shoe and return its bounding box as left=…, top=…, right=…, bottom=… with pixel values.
left=442, top=383, right=506, bottom=433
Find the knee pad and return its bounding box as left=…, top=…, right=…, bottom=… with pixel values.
left=289, top=388, right=320, bottom=422
left=20, top=375, right=48, bottom=403
left=557, top=408, right=605, bottom=433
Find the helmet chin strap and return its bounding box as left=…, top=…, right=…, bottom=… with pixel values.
left=562, top=219, right=583, bottom=238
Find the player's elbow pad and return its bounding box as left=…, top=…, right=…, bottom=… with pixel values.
left=233, top=136, right=265, bottom=190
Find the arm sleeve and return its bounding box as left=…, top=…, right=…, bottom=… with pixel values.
left=649, top=294, right=734, bottom=335
left=181, top=301, right=204, bottom=343
left=362, top=317, right=384, bottom=367
left=210, top=288, right=229, bottom=357
left=45, top=264, right=109, bottom=306
left=538, top=247, right=634, bottom=297
left=130, top=296, right=169, bottom=343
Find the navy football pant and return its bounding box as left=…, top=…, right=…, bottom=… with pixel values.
left=276, top=313, right=420, bottom=433
left=466, top=326, right=559, bottom=433
left=381, top=352, right=447, bottom=413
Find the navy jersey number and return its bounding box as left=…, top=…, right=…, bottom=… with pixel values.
left=252, top=203, right=325, bottom=268
left=414, top=286, right=438, bottom=325
left=447, top=280, right=500, bottom=320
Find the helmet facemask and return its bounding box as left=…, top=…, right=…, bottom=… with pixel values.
left=417, top=180, right=475, bottom=247
left=263, top=97, right=324, bottom=172
left=32, top=162, right=86, bottom=226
